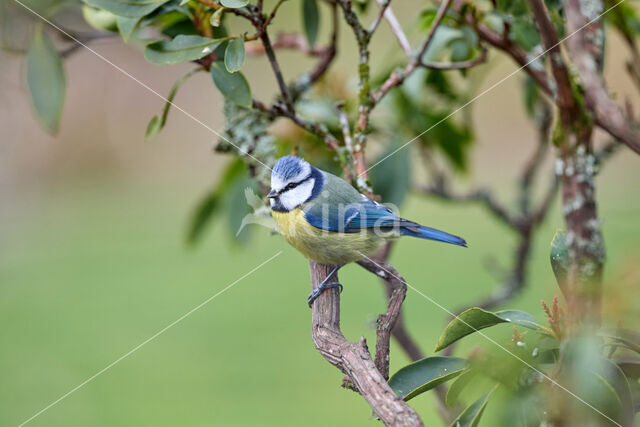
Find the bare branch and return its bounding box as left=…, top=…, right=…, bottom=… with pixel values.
left=309, top=261, right=423, bottom=426
left=369, top=0, right=391, bottom=35
left=421, top=46, right=488, bottom=70
left=259, top=30, right=294, bottom=112
left=528, top=0, right=576, bottom=111
left=471, top=19, right=554, bottom=97
left=245, top=33, right=325, bottom=57
left=373, top=0, right=453, bottom=104
left=421, top=184, right=521, bottom=231
left=375, top=0, right=412, bottom=56
left=357, top=256, right=407, bottom=380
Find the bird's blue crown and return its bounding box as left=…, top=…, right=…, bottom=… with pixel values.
left=272, top=155, right=309, bottom=180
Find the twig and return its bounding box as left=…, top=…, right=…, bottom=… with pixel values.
left=309, top=261, right=423, bottom=426
left=245, top=33, right=325, bottom=57
left=470, top=19, right=554, bottom=97
left=376, top=0, right=412, bottom=56
left=369, top=0, right=391, bottom=35
left=373, top=0, right=453, bottom=104
left=291, top=1, right=339, bottom=100
left=519, top=99, right=553, bottom=214
left=528, top=0, right=575, bottom=111
left=259, top=30, right=294, bottom=112
left=421, top=46, right=488, bottom=70
left=335, top=102, right=354, bottom=154
left=422, top=184, right=521, bottom=230
left=337, top=0, right=373, bottom=181
left=357, top=256, right=407, bottom=380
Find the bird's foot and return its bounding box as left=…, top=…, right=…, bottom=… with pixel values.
left=308, top=282, right=343, bottom=307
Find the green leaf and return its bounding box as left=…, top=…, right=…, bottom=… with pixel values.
left=550, top=230, right=569, bottom=288
left=145, top=35, right=222, bottom=65
left=27, top=24, right=66, bottom=135
left=511, top=19, right=540, bottom=51
left=220, top=0, right=248, bottom=8
left=302, top=0, right=319, bottom=48
left=449, top=385, right=498, bottom=427
left=496, top=0, right=528, bottom=16
left=422, top=26, right=465, bottom=62
left=225, top=177, right=258, bottom=243
left=82, top=5, right=118, bottom=31
left=210, top=7, right=224, bottom=27
left=116, top=15, right=141, bottom=42
left=84, top=0, right=170, bottom=18
left=210, top=61, right=252, bottom=107
left=187, top=158, right=247, bottom=245
left=145, top=67, right=200, bottom=142
left=435, top=308, right=552, bottom=352
left=446, top=369, right=476, bottom=406
left=145, top=115, right=161, bottom=141
left=389, top=356, right=467, bottom=401
left=224, top=37, right=245, bottom=73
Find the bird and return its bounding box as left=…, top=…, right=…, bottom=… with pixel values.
left=267, top=155, right=466, bottom=306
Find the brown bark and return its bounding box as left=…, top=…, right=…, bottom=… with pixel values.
left=528, top=0, right=606, bottom=327
left=309, top=261, right=423, bottom=427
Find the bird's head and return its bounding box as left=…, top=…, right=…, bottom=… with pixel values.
left=268, top=155, right=318, bottom=212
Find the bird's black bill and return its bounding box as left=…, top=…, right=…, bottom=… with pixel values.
left=267, top=189, right=277, bottom=198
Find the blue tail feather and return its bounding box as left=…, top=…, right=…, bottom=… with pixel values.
left=400, top=225, right=467, bottom=247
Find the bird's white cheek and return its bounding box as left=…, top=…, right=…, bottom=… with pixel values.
left=269, top=198, right=276, bottom=208
left=280, top=179, right=314, bottom=211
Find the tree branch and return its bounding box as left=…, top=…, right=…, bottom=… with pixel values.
left=562, top=0, right=640, bottom=154
left=373, top=0, right=453, bottom=104
left=309, top=261, right=423, bottom=426
left=528, top=0, right=576, bottom=110
left=259, top=30, right=294, bottom=112
left=374, top=0, right=412, bottom=56
left=470, top=19, right=554, bottom=97
left=357, top=256, right=407, bottom=380
left=421, top=46, right=488, bottom=70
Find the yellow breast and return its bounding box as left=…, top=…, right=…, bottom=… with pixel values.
left=271, top=208, right=385, bottom=265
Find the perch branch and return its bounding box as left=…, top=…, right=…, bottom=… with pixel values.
left=357, top=256, right=408, bottom=380
left=309, top=261, right=423, bottom=426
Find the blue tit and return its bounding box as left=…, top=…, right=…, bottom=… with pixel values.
left=268, top=155, right=466, bottom=306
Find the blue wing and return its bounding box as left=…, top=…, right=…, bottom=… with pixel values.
left=302, top=171, right=467, bottom=247
left=304, top=198, right=401, bottom=232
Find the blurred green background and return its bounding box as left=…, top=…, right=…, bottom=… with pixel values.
left=1, top=2, right=639, bottom=426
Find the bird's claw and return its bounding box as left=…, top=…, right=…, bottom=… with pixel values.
left=308, top=281, right=343, bottom=307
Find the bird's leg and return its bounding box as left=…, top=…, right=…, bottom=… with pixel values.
left=308, top=265, right=343, bottom=307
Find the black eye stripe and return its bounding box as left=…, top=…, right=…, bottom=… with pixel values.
left=279, top=174, right=312, bottom=194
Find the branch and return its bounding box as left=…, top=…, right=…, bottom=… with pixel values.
left=470, top=19, right=554, bottom=97
left=421, top=46, right=488, bottom=70
left=357, top=256, right=407, bottom=380
left=369, top=0, right=391, bottom=35
left=421, top=184, right=521, bottom=231
left=519, top=99, right=553, bottom=214
left=373, top=0, right=453, bottom=104
left=337, top=0, right=372, bottom=181
left=245, top=33, right=325, bottom=57
left=309, top=261, right=423, bottom=426
left=291, top=1, right=339, bottom=99
left=259, top=30, right=294, bottom=112
left=528, top=0, right=576, bottom=111
left=374, top=0, right=412, bottom=56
